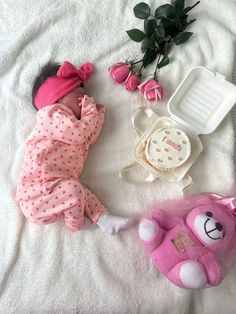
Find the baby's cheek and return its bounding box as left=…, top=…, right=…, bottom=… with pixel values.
left=78, top=91, right=85, bottom=99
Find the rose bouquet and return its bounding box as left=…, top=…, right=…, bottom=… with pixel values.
left=109, top=0, right=200, bottom=104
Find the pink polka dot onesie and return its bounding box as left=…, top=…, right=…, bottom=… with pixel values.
left=16, top=96, right=107, bottom=231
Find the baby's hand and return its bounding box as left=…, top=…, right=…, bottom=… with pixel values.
left=78, top=95, right=98, bottom=118
left=80, top=95, right=95, bottom=107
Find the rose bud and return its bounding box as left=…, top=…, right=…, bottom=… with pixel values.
left=108, top=62, right=131, bottom=84
left=125, top=73, right=141, bottom=92
left=138, top=79, right=164, bottom=102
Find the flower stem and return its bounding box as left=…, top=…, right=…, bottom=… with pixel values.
left=185, top=1, right=200, bottom=13
left=142, top=73, right=154, bottom=79
left=131, top=59, right=143, bottom=65
left=187, top=19, right=196, bottom=26
left=153, top=54, right=161, bottom=80
left=138, top=64, right=144, bottom=76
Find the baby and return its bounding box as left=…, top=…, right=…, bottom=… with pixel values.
left=16, top=60, right=132, bottom=234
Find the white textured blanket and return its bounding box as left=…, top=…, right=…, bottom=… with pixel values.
left=1, top=0, right=236, bottom=313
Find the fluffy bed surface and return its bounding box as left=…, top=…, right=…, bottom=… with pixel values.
left=0, top=0, right=236, bottom=313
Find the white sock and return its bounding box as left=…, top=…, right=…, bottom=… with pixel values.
left=97, top=213, right=133, bottom=235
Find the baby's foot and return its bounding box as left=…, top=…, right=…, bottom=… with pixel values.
left=97, top=213, right=133, bottom=235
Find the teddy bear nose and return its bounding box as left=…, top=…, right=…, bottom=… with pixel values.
left=215, top=222, right=223, bottom=231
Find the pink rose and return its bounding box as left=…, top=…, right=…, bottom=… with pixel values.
left=138, top=79, right=164, bottom=102
left=125, top=73, right=141, bottom=92
left=108, top=62, right=131, bottom=84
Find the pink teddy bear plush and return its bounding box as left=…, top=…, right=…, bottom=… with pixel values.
left=138, top=194, right=236, bottom=289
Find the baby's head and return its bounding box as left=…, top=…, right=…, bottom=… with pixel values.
left=32, top=60, right=94, bottom=118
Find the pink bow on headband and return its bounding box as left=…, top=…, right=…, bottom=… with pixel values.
left=57, top=61, right=94, bottom=82
left=34, top=60, right=94, bottom=110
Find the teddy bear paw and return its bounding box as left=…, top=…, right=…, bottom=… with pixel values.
left=138, top=218, right=156, bottom=241
left=179, top=261, right=207, bottom=289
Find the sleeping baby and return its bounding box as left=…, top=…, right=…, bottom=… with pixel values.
left=16, top=60, right=132, bottom=234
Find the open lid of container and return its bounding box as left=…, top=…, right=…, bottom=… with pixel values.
left=167, top=66, right=236, bottom=134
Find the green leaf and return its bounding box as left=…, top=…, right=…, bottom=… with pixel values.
left=159, top=41, right=171, bottom=55
left=126, top=29, right=146, bottom=42
left=160, top=17, right=176, bottom=29
left=144, top=19, right=157, bottom=37
left=163, top=41, right=171, bottom=55
left=171, top=0, right=185, bottom=14
left=154, top=33, right=164, bottom=43
left=171, top=0, right=185, bottom=9
left=175, top=17, right=183, bottom=31
left=178, top=14, right=188, bottom=31
left=155, top=4, right=176, bottom=19
left=156, top=25, right=165, bottom=37
left=157, top=55, right=169, bottom=68
left=143, top=49, right=158, bottom=68
left=133, top=2, right=150, bottom=19
left=163, top=35, right=171, bottom=42
left=160, top=18, right=178, bottom=38
left=141, top=37, right=155, bottom=53
left=173, top=31, right=193, bottom=45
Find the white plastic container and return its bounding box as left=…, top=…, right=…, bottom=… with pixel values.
left=121, top=66, right=236, bottom=189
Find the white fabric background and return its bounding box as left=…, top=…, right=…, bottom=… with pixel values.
left=0, top=0, right=236, bottom=313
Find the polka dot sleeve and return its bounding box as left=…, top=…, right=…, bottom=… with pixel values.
left=88, top=104, right=106, bottom=145
left=36, top=100, right=99, bottom=145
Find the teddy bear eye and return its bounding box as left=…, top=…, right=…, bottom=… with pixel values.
left=206, top=211, right=213, bottom=217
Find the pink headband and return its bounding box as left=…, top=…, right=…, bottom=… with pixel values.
left=34, top=61, right=94, bottom=109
